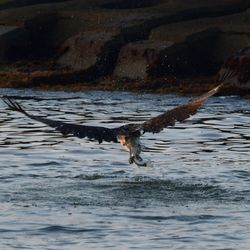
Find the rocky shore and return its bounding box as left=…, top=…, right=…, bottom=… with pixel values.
left=0, top=0, right=249, bottom=96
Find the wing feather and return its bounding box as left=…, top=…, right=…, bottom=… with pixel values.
left=2, top=97, right=117, bottom=143
left=142, top=84, right=223, bottom=133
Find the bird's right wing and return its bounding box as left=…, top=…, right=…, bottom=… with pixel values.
left=217, top=56, right=238, bottom=83
left=217, top=46, right=250, bottom=83
left=2, top=97, right=118, bottom=143
left=142, top=83, right=223, bottom=133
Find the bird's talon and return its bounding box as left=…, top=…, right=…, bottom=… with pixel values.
left=129, top=156, right=134, bottom=164
left=137, top=155, right=143, bottom=161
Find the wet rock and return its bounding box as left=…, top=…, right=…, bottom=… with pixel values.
left=102, top=0, right=162, bottom=9
left=0, top=0, right=69, bottom=11
left=114, top=40, right=173, bottom=79
left=23, top=13, right=60, bottom=59
left=148, top=28, right=220, bottom=77
left=150, top=8, right=250, bottom=71
left=116, top=28, right=220, bottom=80
left=0, top=0, right=249, bottom=95
left=57, top=31, right=119, bottom=71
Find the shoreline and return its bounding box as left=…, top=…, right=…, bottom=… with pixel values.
left=0, top=72, right=249, bottom=98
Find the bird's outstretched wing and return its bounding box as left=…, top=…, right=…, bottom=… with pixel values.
left=2, top=97, right=118, bottom=143
left=142, top=83, right=223, bottom=133
left=2, top=83, right=223, bottom=141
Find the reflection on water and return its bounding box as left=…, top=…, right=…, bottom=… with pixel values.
left=0, top=88, right=250, bottom=249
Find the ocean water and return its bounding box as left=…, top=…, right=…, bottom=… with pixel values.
left=0, top=88, right=249, bottom=249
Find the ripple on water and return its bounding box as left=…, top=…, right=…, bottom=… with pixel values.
left=38, top=225, right=102, bottom=234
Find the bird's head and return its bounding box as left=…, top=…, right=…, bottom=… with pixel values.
left=117, top=135, right=129, bottom=146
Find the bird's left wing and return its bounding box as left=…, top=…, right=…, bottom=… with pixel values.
left=142, top=83, right=223, bottom=133
left=2, top=97, right=118, bottom=143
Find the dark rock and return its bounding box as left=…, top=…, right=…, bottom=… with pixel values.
left=113, top=40, right=172, bottom=79
left=24, top=13, right=60, bottom=59
left=57, top=31, right=119, bottom=71
left=0, top=0, right=249, bottom=95
left=150, top=7, right=250, bottom=70
left=0, top=0, right=69, bottom=11
left=114, top=28, right=220, bottom=80
left=102, top=0, right=162, bottom=9
left=148, top=29, right=220, bottom=77
left=0, top=26, right=29, bottom=61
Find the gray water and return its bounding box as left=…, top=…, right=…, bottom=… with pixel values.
left=0, top=88, right=249, bottom=250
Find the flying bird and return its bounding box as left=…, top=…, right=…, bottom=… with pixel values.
left=2, top=84, right=223, bottom=167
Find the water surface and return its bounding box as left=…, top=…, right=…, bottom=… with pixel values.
left=0, top=88, right=249, bottom=249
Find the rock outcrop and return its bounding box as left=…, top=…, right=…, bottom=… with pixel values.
left=0, top=0, right=249, bottom=96
left=113, top=40, right=173, bottom=79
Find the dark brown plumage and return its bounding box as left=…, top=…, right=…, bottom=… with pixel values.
left=2, top=84, right=223, bottom=166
